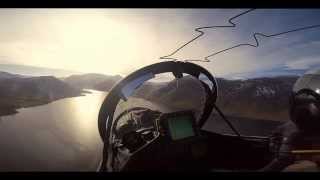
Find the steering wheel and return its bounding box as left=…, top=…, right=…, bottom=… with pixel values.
left=97, top=61, right=218, bottom=171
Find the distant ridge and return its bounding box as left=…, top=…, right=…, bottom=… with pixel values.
left=0, top=71, right=84, bottom=116
left=63, top=73, right=122, bottom=90
left=131, top=75, right=299, bottom=122
left=0, top=64, right=83, bottom=78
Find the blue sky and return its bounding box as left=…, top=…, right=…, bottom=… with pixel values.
left=0, top=9, right=319, bottom=79
left=164, top=9, right=320, bottom=79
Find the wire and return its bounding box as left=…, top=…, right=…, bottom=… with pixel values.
left=213, top=104, right=241, bottom=137
left=159, top=9, right=320, bottom=138
left=203, top=24, right=320, bottom=61
left=159, top=9, right=320, bottom=63
left=160, top=8, right=256, bottom=62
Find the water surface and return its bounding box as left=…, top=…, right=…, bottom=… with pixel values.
left=0, top=90, right=106, bottom=171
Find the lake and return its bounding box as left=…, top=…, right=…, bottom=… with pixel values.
left=0, top=90, right=107, bottom=171
left=0, top=89, right=282, bottom=171
left=0, top=90, right=182, bottom=171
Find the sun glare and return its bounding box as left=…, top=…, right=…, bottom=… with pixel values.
left=49, top=10, right=153, bottom=76
left=0, top=9, right=160, bottom=76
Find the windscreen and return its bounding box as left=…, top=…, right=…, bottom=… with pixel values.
left=121, top=73, right=155, bottom=100
left=112, top=72, right=208, bottom=141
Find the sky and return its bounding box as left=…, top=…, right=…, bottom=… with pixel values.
left=0, top=9, right=320, bottom=78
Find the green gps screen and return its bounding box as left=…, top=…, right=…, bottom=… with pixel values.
left=167, top=116, right=195, bottom=140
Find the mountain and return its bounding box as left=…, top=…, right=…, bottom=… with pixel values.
left=131, top=75, right=299, bottom=122
left=0, top=71, right=24, bottom=79
left=63, top=73, right=122, bottom=91
left=0, top=64, right=82, bottom=78
left=74, top=72, right=299, bottom=121
left=133, top=76, right=205, bottom=109
left=0, top=72, right=84, bottom=116
left=215, top=76, right=298, bottom=121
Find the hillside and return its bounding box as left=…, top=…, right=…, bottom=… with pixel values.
left=0, top=72, right=84, bottom=116
left=71, top=73, right=299, bottom=122
left=63, top=73, right=122, bottom=91
left=132, top=75, right=299, bottom=121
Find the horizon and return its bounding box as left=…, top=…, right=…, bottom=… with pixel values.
left=0, top=63, right=302, bottom=81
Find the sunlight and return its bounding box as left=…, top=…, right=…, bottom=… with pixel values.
left=47, top=10, right=152, bottom=76
left=65, top=90, right=107, bottom=143
left=0, top=9, right=160, bottom=76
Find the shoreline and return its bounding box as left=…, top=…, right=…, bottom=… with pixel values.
left=0, top=89, right=91, bottom=117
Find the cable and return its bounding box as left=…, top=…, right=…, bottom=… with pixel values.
left=203, top=24, right=320, bottom=61
left=160, top=8, right=256, bottom=62
left=213, top=104, right=241, bottom=137
left=159, top=9, right=320, bottom=63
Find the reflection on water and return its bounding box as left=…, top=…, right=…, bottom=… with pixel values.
left=0, top=88, right=281, bottom=171
left=0, top=90, right=107, bottom=171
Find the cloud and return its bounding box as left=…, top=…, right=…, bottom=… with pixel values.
left=285, top=56, right=320, bottom=70
left=144, top=9, right=320, bottom=80
left=1, top=9, right=320, bottom=79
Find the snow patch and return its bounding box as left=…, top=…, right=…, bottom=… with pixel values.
left=255, top=86, right=276, bottom=97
